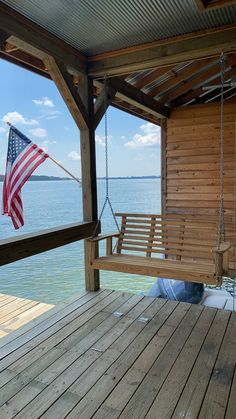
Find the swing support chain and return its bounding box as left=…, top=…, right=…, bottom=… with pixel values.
left=216, top=52, right=226, bottom=283
left=92, top=76, right=120, bottom=239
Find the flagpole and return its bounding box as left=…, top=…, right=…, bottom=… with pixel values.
left=6, top=122, right=81, bottom=185
left=48, top=155, right=81, bottom=184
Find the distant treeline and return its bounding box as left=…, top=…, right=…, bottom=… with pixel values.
left=0, top=174, right=70, bottom=181
left=98, top=176, right=161, bottom=180
left=0, top=174, right=160, bottom=181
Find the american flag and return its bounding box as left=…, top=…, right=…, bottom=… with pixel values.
left=2, top=125, right=48, bottom=229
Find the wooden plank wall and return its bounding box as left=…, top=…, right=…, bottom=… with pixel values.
left=165, top=99, right=236, bottom=267
left=166, top=99, right=236, bottom=217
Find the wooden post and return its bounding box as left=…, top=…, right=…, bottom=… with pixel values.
left=45, top=56, right=99, bottom=291
left=78, top=75, right=100, bottom=291
left=161, top=119, right=167, bottom=215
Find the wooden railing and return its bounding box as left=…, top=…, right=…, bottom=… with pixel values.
left=0, top=221, right=99, bottom=266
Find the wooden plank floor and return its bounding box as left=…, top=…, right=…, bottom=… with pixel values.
left=0, top=289, right=235, bottom=418
left=0, top=294, right=54, bottom=338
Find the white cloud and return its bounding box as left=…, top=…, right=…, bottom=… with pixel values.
left=38, top=139, right=57, bottom=153
left=2, top=111, right=38, bottom=126
left=95, top=134, right=112, bottom=147
left=125, top=122, right=160, bottom=149
left=33, top=96, right=54, bottom=107
left=29, top=127, right=47, bottom=138
left=37, top=109, right=61, bottom=121
left=134, top=154, right=143, bottom=161
left=68, top=151, right=81, bottom=161
left=0, top=127, right=6, bottom=133
left=121, top=135, right=126, bottom=140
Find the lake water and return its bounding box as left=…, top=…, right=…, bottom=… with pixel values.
left=0, top=179, right=161, bottom=304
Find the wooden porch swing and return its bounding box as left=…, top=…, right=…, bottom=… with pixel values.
left=89, top=55, right=231, bottom=286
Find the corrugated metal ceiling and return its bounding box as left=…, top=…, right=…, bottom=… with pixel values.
left=1, top=0, right=236, bottom=55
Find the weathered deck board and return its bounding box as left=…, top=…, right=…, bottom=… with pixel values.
left=0, top=290, right=235, bottom=419
left=0, top=294, right=54, bottom=338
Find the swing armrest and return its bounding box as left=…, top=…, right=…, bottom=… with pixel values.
left=214, top=242, right=231, bottom=254
left=88, top=233, right=120, bottom=243
left=214, top=242, right=231, bottom=279
left=88, top=233, right=120, bottom=258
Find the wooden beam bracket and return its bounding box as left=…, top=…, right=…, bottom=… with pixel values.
left=44, top=56, right=89, bottom=130
left=94, top=81, right=117, bottom=129
left=109, top=77, right=170, bottom=119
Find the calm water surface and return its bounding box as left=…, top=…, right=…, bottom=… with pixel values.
left=0, top=179, right=161, bottom=303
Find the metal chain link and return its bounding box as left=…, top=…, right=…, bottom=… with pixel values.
left=92, top=76, right=120, bottom=238
left=216, top=52, right=226, bottom=281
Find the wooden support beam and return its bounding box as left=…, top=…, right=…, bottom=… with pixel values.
left=44, top=56, right=89, bottom=130
left=0, top=221, right=97, bottom=266
left=88, top=25, right=236, bottom=77
left=94, top=82, right=117, bottom=129
left=109, top=77, right=169, bottom=119
left=111, top=100, right=160, bottom=125
left=78, top=75, right=99, bottom=291
left=161, top=120, right=167, bottom=215
left=0, top=2, right=86, bottom=75
left=43, top=55, right=99, bottom=289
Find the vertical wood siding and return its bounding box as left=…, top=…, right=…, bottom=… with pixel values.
left=166, top=100, right=236, bottom=217
left=166, top=100, right=236, bottom=267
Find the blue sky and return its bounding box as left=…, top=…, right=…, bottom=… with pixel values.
left=0, top=59, right=161, bottom=178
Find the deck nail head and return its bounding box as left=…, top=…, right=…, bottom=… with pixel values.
left=138, top=317, right=150, bottom=323
left=91, top=347, right=103, bottom=353
left=113, top=311, right=124, bottom=317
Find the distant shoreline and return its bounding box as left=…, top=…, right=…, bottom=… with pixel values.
left=98, top=176, right=160, bottom=180
left=0, top=175, right=160, bottom=181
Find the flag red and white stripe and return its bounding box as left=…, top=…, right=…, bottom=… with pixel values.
left=2, top=125, right=48, bottom=229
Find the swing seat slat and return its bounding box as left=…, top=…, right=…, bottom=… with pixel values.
left=88, top=213, right=231, bottom=285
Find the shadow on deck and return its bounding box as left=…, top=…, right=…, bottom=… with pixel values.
left=0, top=289, right=235, bottom=418
left=0, top=293, right=54, bottom=339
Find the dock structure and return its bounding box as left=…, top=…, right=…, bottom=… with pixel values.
left=0, top=2, right=236, bottom=418
left=0, top=290, right=235, bottom=418
left=0, top=293, right=54, bottom=338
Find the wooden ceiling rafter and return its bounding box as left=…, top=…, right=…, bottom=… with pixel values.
left=1, top=47, right=48, bottom=75
left=148, top=57, right=216, bottom=99
left=169, top=59, right=236, bottom=106
left=0, top=49, right=50, bottom=79
left=0, top=29, right=9, bottom=48
left=170, top=65, right=236, bottom=109
left=132, top=65, right=175, bottom=90
left=160, top=54, right=236, bottom=105
left=4, top=43, right=19, bottom=53
left=195, top=0, right=236, bottom=11
left=223, top=87, right=236, bottom=100
left=206, top=85, right=236, bottom=102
